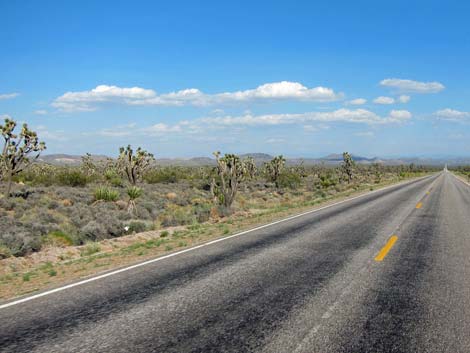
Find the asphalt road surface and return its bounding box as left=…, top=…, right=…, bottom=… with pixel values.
left=2, top=171, right=470, bottom=353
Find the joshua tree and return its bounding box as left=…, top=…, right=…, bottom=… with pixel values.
left=81, top=153, right=97, bottom=177
left=243, top=156, right=257, bottom=179
left=117, top=145, right=154, bottom=185
left=264, top=155, right=286, bottom=187
left=211, top=151, right=247, bottom=210
left=127, top=186, right=143, bottom=215
left=341, top=152, right=355, bottom=183
left=0, top=118, right=46, bottom=196
left=372, top=162, right=383, bottom=183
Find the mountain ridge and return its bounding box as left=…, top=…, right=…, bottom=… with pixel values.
left=36, top=153, right=462, bottom=166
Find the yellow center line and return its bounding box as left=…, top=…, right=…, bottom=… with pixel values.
left=416, top=202, right=423, bottom=209
left=375, top=235, right=398, bottom=262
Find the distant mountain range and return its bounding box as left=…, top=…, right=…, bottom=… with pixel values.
left=37, top=153, right=469, bottom=167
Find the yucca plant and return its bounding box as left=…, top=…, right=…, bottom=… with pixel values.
left=93, top=187, right=119, bottom=202
left=127, top=186, right=143, bottom=215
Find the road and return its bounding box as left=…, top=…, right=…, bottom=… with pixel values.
left=2, top=171, right=470, bottom=353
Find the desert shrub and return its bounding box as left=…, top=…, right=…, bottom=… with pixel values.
left=18, top=213, right=59, bottom=236
left=144, top=167, right=193, bottom=184
left=56, top=170, right=89, bottom=187
left=193, top=202, right=212, bottom=223
left=109, top=177, right=124, bottom=187
left=0, top=197, right=17, bottom=211
left=0, top=230, right=42, bottom=256
left=69, top=204, right=94, bottom=228
left=0, top=244, right=12, bottom=259
left=126, top=221, right=147, bottom=234
left=52, top=186, right=89, bottom=202
left=80, top=242, right=101, bottom=256
left=77, top=210, right=124, bottom=243
left=135, top=206, right=152, bottom=220
left=277, top=172, right=302, bottom=189
left=47, top=199, right=60, bottom=210
left=80, top=221, right=107, bottom=242
left=140, top=200, right=155, bottom=213
left=216, top=205, right=232, bottom=218
left=15, top=169, right=51, bottom=186
left=80, top=214, right=125, bottom=240
left=158, top=205, right=196, bottom=227
left=104, top=169, right=124, bottom=187
left=318, top=171, right=339, bottom=189
left=104, top=169, right=119, bottom=181
left=33, top=209, right=61, bottom=225
left=43, top=230, right=74, bottom=247
left=94, top=187, right=120, bottom=202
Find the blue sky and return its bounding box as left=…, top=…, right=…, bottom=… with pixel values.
left=1, top=0, right=470, bottom=158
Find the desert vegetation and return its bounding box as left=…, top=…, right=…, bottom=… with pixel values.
left=0, top=117, right=439, bottom=262
left=452, top=165, right=470, bottom=181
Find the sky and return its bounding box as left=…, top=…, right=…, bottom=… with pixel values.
left=1, top=0, right=470, bottom=158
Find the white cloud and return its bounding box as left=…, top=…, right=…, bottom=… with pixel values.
left=0, top=114, right=12, bottom=120
left=52, top=81, right=342, bottom=112
left=197, top=108, right=410, bottom=127
left=398, top=95, right=410, bottom=103
left=93, top=108, right=410, bottom=140
left=373, top=96, right=395, bottom=105
left=434, top=108, right=470, bottom=122
left=146, top=123, right=182, bottom=134
left=0, top=93, right=19, bottom=100
left=387, top=110, right=412, bottom=122
left=213, top=81, right=340, bottom=102
left=34, top=110, right=48, bottom=115
left=348, top=98, right=367, bottom=105
left=380, top=78, right=445, bottom=93
left=52, top=85, right=156, bottom=111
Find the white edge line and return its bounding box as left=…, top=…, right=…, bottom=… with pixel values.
left=450, top=171, right=470, bottom=187
left=0, top=174, right=435, bottom=310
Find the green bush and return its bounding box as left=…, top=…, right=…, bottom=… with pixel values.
left=277, top=172, right=302, bottom=189
left=0, top=244, right=12, bottom=259
left=43, top=231, right=74, bottom=247
left=94, top=187, right=120, bottom=202
left=144, top=167, right=189, bottom=184
left=104, top=169, right=120, bottom=181
left=56, top=170, right=89, bottom=187
left=104, top=169, right=124, bottom=187
left=127, top=186, right=143, bottom=200
left=110, top=177, right=124, bottom=187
